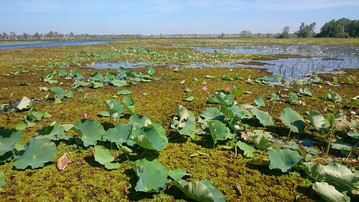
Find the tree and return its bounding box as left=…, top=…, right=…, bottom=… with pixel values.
left=34, top=32, right=41, bottom=40
left=295, top=22, right=316, bottom=38
left=278, top=26, right=290, bottom=38
left=319, top=18, right=358, bottom=38
left=10, top=32, right=17, bottom=40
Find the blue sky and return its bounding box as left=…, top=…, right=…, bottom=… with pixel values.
left=1, top=0, right=358, bottom=35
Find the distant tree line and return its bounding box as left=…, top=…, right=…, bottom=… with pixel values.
left=1, top=18, right=358, bottom=41
left=279, top=18, right=359, bottom=38
left=0, top=30, right=280, bottom=41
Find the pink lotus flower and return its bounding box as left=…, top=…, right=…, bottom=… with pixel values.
left=83, top=112, right=88, bottom=119
left=225, top=87, right=230, bottom=91
left=202, top=85, right=208, bottom=92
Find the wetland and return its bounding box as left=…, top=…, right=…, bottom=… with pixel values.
left=0, top=38, right=359, bottom=201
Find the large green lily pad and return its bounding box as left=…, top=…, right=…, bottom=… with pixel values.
left=0, top=128, right=22, bottom=156
left=74, top=119, right=105, bottom=147
left=13, top=137, right=57, bottom=170
left=268, top=149, right=303, bottom=172
left=130, top=158, right=168, bottom=193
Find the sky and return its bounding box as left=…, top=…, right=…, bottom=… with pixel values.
left=0, top=0, right=358, bottom=35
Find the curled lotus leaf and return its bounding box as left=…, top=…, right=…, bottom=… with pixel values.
left=105, top=100, right=125, bottom=121
left=130, top=158, right=168, bottom=193
left=15, top=96, right=32, bottom=111
left=94, top=145, right=114, bottom=165
left=313, top=182, right=350, bottom=202
left=251, top=107, right=274, bottom=127
left=130, top=123, right=168, bottom=151
left=123, top=96, right=135, bottom=114
left=280, top=107, right=305, bottom=134
left=173, top=179, right=225, bottom=202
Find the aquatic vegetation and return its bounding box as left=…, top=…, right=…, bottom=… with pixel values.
left=1, top=38, right=359, bottom=201
left=13, top=137, right=57, bottom=170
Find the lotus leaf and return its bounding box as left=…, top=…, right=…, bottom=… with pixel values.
left=129, top=114, right=152, bottom=131
left=70, top=70, right=83, bottom=79
left=347, top=130, right=359, bottom=140
left=325, top=91, right=342, bottom=103
left=130, top=123, right=168, bottom=151
left=254, top=96, right=266, bottom=107
left=248, top=130, right=272, bottom=150
left=173, top=179, right=225, bottom=202
left=43, top=112, right=52, bottom=118
left=43, top=70, right=58, bottom=83
left=206, top=96, right=220, bottom=104
left=304, top=87, right=312, bottom=96
left=117, top=89, right=131, bottom=95
left=98, top=111, right=110, bottom=117
left=0, top=128, right=22, bottom=156
left=223, top=105, right=252, bottom=120
left=147, top=67, right=155, bottom=75
left=15, top=123, right=26, bottom=130
left=130, top=158, right=168, bottom=192
left=64, top=90, right=73, bottom=98
left=13, top=137, right=57, bottom=170
left=288, top=92, right=299, bottom=104
left=105, top=100, right=125, bottom=121
left=214, top=91, right=234, bottom=107
left=185, top=88, right=192, bottom=93
left=251, top=107, right=274, bottom=127
left=102, top=123, right=133, bottom=144
left=58, top=69, right=67, bottom=77
left=90, top=81, right=104, bottom=89
left=208, top=120, right=232, bottom=146
left=268, top=149, right=302, bottom=172
left=308, top=109, right=330, bottom=133
left=173, top=105, right=196, bottom=138
left=104, top=72, right=117, bottom=81
left=111, top=79, right=127, bottom=87
left=36, top=122, right=70, bottom=141
left=50, top=87, right=65, bottom=99
left=90, top=72, right=104, bottom=81
left=168, top=169, right=191, bottom=181
left=280, top=107, right=305, bottom=133
left=270, top=93, right=280, bottom=101
left=74, top=119, right=105, bottom=147
left=94, top=145, right=114, bottom=165
left=71, top=79, right=89, bottom=88
left=15, top=96, right=32, bottom=111
left=236, top=141, right=255, bottom=158
left=104, top=162, right=121, bottom=170
left=222, top=74, right=234, bottom=81
left=303, top=162, right=359, bottom=190
left=312, top=182, right=350, bottom=202
left=351, top=95, right=359, bottom=105
left=202, top=107, right=223, bottom=120
left=123, top=97, right=135, bottom=114
left=24, top=108, right=43, bottom=122
left=184, top=95, right=194, bottom=101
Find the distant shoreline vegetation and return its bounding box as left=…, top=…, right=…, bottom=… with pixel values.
left=1, top=18, right=358, bottom=41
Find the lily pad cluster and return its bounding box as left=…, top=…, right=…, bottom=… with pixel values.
left=171, top=88, right=359, bottom=200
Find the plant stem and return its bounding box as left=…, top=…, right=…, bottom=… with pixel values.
left=265, top=102, right=275, bottom=127
left=346, top=140, right=359, bottom=160
left=325, top=123, right=336, bottom=157
left=287, top=112, right=297, bottom=142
